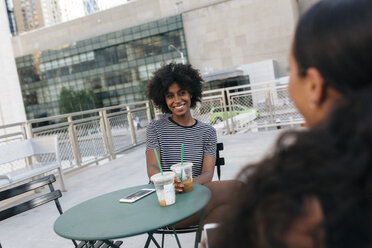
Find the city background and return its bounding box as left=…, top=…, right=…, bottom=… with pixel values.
left=1, top=0, right=317, bottom=124
left=0, top=0, right=320, bottom=247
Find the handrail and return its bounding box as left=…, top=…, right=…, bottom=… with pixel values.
left=0, top=79, right=302, bottom=176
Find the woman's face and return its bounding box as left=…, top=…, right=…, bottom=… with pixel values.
left=165, top=83, right=192, bottom=117
left=288, top=46, right=314, bottom=125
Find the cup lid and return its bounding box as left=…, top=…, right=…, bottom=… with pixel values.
left=170, top=162, right=193, bottom=169
left=150, top=171, right=175, bottom=182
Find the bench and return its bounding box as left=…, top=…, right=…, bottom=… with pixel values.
left=0, top=135, right=66, bottom=191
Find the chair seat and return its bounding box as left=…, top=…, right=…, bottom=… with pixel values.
left=0, top=162, right=60, bottom=188
left=77, top=240, right=123, bottom=248
left=155, top=225, right=199, bottom=234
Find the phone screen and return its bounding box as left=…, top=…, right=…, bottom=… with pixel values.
left=119, top=189, right=155, bottom=203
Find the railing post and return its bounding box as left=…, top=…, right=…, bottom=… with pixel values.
left=226, top=90, right=235, bottom=134
left=100, top=110, right=115, bottom=160
left=146, top=101, right=152, bottom=123
left=221, top=90, right=231, bottom=134
left=266, top=85, right=275, bottom=125
left=25, top=122, right=34, bottom=139
left=25, top=123, right=34, bottom=166
left=127, top=106, right=137, bottom=146
left=68, top=116, right=82, bottom=167
left=20, top=123, right=28, bottom=140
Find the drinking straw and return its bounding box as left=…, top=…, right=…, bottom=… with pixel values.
left=154, top=148, right=166, bottom=185
left=154, top=148, right=163, bottom=176
left=180, top=144, right=184, bottom=181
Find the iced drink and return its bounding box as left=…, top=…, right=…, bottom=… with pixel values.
left=150, top=171, right=176, bottom=206
left=171, top=162, right=193, bottom=193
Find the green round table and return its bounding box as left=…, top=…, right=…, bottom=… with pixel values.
left=54, top=184, right=211, bottom=246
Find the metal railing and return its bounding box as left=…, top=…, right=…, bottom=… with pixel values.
left=192, top=77, right=304, bottom=135
left=0, top=78, right=304, bottom=175
left=0, top=101, right=152, bottom=174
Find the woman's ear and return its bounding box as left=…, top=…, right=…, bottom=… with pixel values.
left=306, top=67, right=326, bottom=106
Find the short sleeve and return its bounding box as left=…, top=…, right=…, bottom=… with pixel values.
left=146, top=121, right=160, bottom=151
left=203, top=126, right=217, bottom=157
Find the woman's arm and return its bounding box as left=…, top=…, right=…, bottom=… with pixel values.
left=146, top=149, right=161, bottom=179
left=193, top=155, right=216, bottom=185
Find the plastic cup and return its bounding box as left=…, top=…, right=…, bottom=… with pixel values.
left=150, top=171, right=176, bottom=206
left=171, top=162, right=193, bottom=193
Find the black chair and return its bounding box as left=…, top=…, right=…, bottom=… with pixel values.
left=152, top=142, right=225, bottom=248
left=215, top=142, right=225, bottom=181
left=0, top=175, right=123, bottom=248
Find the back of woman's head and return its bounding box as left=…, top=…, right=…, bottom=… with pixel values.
left=215, top=89, right=372, bottom=248
left=294, top=0, right=372, bottom=96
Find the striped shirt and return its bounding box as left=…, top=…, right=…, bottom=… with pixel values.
left=146, top=117, right=217, bottom=178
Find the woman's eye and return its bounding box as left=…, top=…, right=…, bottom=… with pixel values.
left=180, top=91, right=186, bottom=96
left=166, top=94, right=173, bottom=99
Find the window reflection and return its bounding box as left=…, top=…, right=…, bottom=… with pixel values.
left=16, top=15, right=187, bottom=119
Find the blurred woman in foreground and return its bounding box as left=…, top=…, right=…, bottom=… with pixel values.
left=213, top=0, right=372, bottom=247
left=216, top=90, right=372, bottom=248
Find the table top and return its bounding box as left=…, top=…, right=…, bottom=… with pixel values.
left=54, top=184, right=211, bottom=241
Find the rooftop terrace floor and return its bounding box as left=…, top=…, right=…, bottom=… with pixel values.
left=0, top=129, right=284, bottom=248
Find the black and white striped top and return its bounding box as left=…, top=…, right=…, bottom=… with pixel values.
left=146, top=117, right=217, bottom=178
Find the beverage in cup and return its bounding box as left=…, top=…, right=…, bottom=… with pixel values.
left=150, top=171, right=176, bottom=206
left=171, top=162, right=193, bottom=193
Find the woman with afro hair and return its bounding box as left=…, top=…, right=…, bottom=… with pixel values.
left=146, top=62, right=217, bottom=190
left=146, top=63, right=242, bottom=227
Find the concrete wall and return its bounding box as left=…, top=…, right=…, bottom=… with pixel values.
left=183, top=0, right=298, bottom=77
left=11, top=0, right=320, bottom=79
left=11, top=0, right=226, bottom=57
left=0, top=1, right=26, bottom=125
left=12, top=0, right=295, bottom=77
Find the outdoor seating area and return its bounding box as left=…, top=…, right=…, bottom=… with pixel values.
left=1, top=0, right=372, bottom=247
left=0, top=130, right=282, bottom=247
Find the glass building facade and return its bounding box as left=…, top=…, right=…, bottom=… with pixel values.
left=15, top=15, right=187, bottom=119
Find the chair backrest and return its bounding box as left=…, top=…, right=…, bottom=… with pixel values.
left=0, top=140, right=34, bottom=164
left=0, top=174, right=62, bottom=221
left=0, top=135, right=59, bottom=165
left=30, top=135, right=59, bottom=156
left=215, top=142, right=225, bottom=181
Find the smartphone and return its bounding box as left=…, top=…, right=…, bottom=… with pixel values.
left=204, top=223, right=219, bottom=248
left=119, top=188, right=155, bottom=203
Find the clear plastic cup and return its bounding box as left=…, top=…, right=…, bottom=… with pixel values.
left=171, top=162, right=193, bottom=193
left=150, top=171, right=176, bottom=206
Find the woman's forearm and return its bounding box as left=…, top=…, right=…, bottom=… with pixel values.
left=193, top=170, right=214, bottom=185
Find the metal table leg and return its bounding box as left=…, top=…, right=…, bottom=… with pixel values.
left=195, top=208, right=205, bottom=248
left=145, top=232, right=161, bottom=248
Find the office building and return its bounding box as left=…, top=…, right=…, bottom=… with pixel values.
left=83, top=0, right=99, bottom=15
left=12, top=0, right=45, bottom=32
left=41, top=0, right=62, bottom=27
left=11, top=0, right=318, bottom=120
left=5, top=0, right=17, bottom=34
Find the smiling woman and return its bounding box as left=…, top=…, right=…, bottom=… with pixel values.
left=146, top=63, right=217, bottom=188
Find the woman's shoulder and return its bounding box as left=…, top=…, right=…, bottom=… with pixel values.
left=196, top=120, right=216, bottom=132
left=148, top=118, right=170, bottom=128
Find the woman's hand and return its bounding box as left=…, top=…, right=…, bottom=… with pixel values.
left=174, top=177, right=184, bottom=193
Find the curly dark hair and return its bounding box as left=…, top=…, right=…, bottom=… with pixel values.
left=147, top=63, right=203, bottom=113
left=215, top=88, right=372, bottom=248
